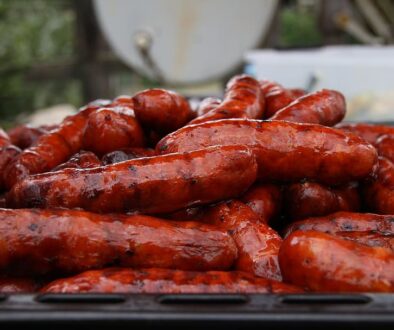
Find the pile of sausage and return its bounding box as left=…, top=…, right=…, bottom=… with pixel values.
left=0, top=75, right=393, bottom=294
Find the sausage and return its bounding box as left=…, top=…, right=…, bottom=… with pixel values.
left=241, top=184, right=282, bottom=224
left=157, top=119, right=378, bottom=185
left=0, top=277, right=41, bottom=293
left=336, top=123, right=394, bottom=146
left=363, top=157, right=394, bottom=214
left=42, top=268, right=303, bottom=294
left=335, top=231, right=394, bottom=251
left=7, top=124, right=57, bottom=149
left=165, top=206, right=206, bottom=221
left=0, top=145, right=21, bottom=190
left=376, top=135, right=394, bottom=162
left=7, top=145, right=257, bottom=214
left=196, top=97, right=222, bottom=117
left=83, top=106, right=145, bottom=156
left=3, top=102, right=102, bottom=189
left=202, top=200, right=282, bottom=280
left=189, top=75, right=264, bottom=125
left=0, top=208, right=237, bottom=276
left=279, top=230, right=394, bottom=292
left=101, top=148, right=156, bottom=165
left=0, top=128, right=10, bottom=148
left=52, top=151, right=101, bottom=171
left=132, top=89, right=194, bottom=134
left=284, top=182, right=360, bottom=221
left=269, top=89, right=346, bottom=126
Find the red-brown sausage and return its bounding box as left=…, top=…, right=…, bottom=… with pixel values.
left=335, top=231, right=394, bottom=251
left=7, top=124, right=57, bottom=149
left=83, top=106, right=145, bottom=156
left=284, top=182, right=360, bottom=221
left=0, top=145, right=21, bottom=190
left=269, top=89, right=346, bottom=126
left=189, top=75, right=264, bottom=125
left=279, top=230, right=394, bottom=292
left=101, top=148, right=156, bottom=165
left=376, top=135, right=394, bottom=162
left=363, top=157, right=394, bottom=214
left=202, top=200, right=282, bottom=281
left=157, top=119, right=378, bottom=185
left=196, top=97, right=222, bottom=117
left=42, top=268, right=303, bottom=294
left=0, top=277, right=41, bottom=293
left=0, top=128, right=10, bottom=148
left=7, top=145, right=257, bottom=214
left=241, top=184, right=282, bottom=224
left=52, top=151, right=101, bottom=171
left=0, top=208, right=237, bottom=276
left=132, top=89, right=194, bottom=134
left=336, top=123, right=394, bottom=146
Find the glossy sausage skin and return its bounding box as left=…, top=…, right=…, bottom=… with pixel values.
left=0, top=128, right=10, bottom=148
left=279, top=230, right=394, bottom=292
left=336, top=231, right=394, bottom=251
left=270, top=89, right=346, bottom=126
left=283, top=212, right=394, bottom=238
left=0, top=277, right=41, bottom=293
left=189, top=75, right=264, bottom=125
left=0, top=146, right=21, bottom=190
left=42, top=268, right=302, bottom=294
left=157, top=119, right=378, bottom=185
left=7, top=145, right=257, bottom=214
left=196, top=97, right=222, bottom=117
left=284, top=182, right=360, bottom=221
left=52, top=151, right=101, bottom=171
left=363, top=157, right=394, bottom=214
left=336, top=123, right=394, bottom=146
left=0, top=208, right=237, bottom=275
left=101, top=148, right=156, bottom=165
left=7, top=124, right=57, bottom=149
left=376, top=135, right=394, bottom=162
left=202, top=200, right=282, bottom=281
left=241, top=184, right=282, bottom=224
left=83, top=106, right=145, bottom=156
left=132, top=89, right=194, bottom=134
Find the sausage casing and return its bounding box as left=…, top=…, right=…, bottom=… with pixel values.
left=52, top=151, right=101, bottom=171
left=101, top=148, right=156, bottom=165
left=376, top=135, right=394, bottom=162
left=336, top=123, right=394, bottom=146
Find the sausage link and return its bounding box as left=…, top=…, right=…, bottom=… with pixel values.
left=0, top=128, right=10, bottom=148
left=101, top=148, right=156, bottom=165
left=279, top=230, right=394, bottom=292
left=270, top=89, right=346, bottom=126
left=83, top=106, right=145, bottom=156
left=376, top=135, right=394, bottom=162
left=0, top=208, right=237, bottom=275
left=196, top=97, right=222, bottom=117
left=52, top=151, right=101, bottom=171
left=189, top=75, right=264, bottom=125
left=132, top=89, right=194, bottom=133
left=157, top=119, right=377, bottom=185
left=202, top=200, right=282, bottom=280
left=336, top=123, right=394, bottom=146
left=7, top=124, right=57, bottom=149
left=241, top=184, right=282, bottom=224
left=42, top=268, right=302, bottom=294
left=0, top=277, right=41, bottom=293
left=284, top=182, right=360, bottom=221
left=7, top=145, right=257, bottom=214
left=336, top=231, right=394, bottom=251
left=0, top=146, right=21, bottom=190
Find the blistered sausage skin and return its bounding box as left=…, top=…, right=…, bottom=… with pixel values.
left=279, top=231, right=394, bottom=292
left=0, top=208, right=237, bottom=276
left=42, top=268, right=303, bottom=294
left=7, top=145, right=257, bottom=214
left=0, top=277, right=41, bottom=293
left=241, top=184, right=282, bottom=224
left=189, top=75, right=264, bottom=125
left=363, top=157, right=394, bottom=214
left=336, top=123, right=394, bottom=146
left=52, top=151, right=101, bottom=171
left=132, top=89, right=194, bottom=134
left=270, top=89, right=346, bottom=126
left=157, top=119, right=378, bottom=185
left=376, top=135, right=394, bottom=162
left=101, top=148, right=156, bottom=165
left=202, top=200, right=282, bottom=281
left=284, top=182, right=360, bottom=221
left=196, top=97, right=222, bottom=117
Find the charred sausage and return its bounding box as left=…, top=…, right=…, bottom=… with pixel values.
left=101, top=148, right=156, bottom=165
left=52, top=151, right=101, bottom=171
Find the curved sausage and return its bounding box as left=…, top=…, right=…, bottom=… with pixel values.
left=0, top=208, right=237, bottom=276
left=0, top=277, right=41, bottom=293
left=7, top=124, right=57, bottom=149
left=83, top=106, right=145, bottom=156
left=336, top=123, right=394, bottom=146
left=52, top=151, right=101, bottom=171
left=189, top=75, right=264, bottom=125
left=0, top=145, right=21, bottom=190
left=202, top=200, right=282, bottom=281
left=376, top=135, right=394, bottom=162
left=0, top=128, right=10, bottom=148
left=132, top=89, right=194, bottom=134
left=7, top=145, right=257, bottom=214
left=42, top=268, right=303, bottom=294
left=157, top=119, right=378, bottom=185
left=241, top=184, right=282, bottom=224
left=284, top=182, right=360, bottom=221
left=279, top=230, right=394, bottom=292
left=101, top=148, right=156, bottom=165
left=269, top=89, right=346, bottom=126
left=196, top=97, right=222, bottom=117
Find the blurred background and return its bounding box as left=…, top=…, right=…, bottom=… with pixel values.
left=0, top=0, right=393, bottom=128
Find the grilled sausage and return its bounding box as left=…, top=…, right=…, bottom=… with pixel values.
left=0, top=208, right=237, bottom=276
left=0, top=146, right=21, bottom=190
left=376, top=135, right=394, bottom=162
left=101, top=148, right=156, bottom=165
left=202, top=200, right=282, bottom=280
left=0, top=277, right=41, bottom=293
left=241, top=184, right=282, bottom=224
left=157, top=119, right=377, bottom=185
left=284, top=182, right=360, bottom=221
left=335, top=231, right=394, bottom=251
left=132, top=89, right=194, bottom=134
left=189, top=75, right=264, bottom=125
left=7, top=145, right=257, bottom=214
left=279, top=230, right=394, bottom=292
left=269, top=89, right=346, bottom=126
left=83, top=106, right=145, bottom=156
left=42, top=268, right=302, bottom=294
left=7, top=124, right=57, bottom=150
left=336, top=123, right=394, bottom=146
left=52, top=151, right=101, bottom=171
left=196, top=97, right=222, bottom=117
